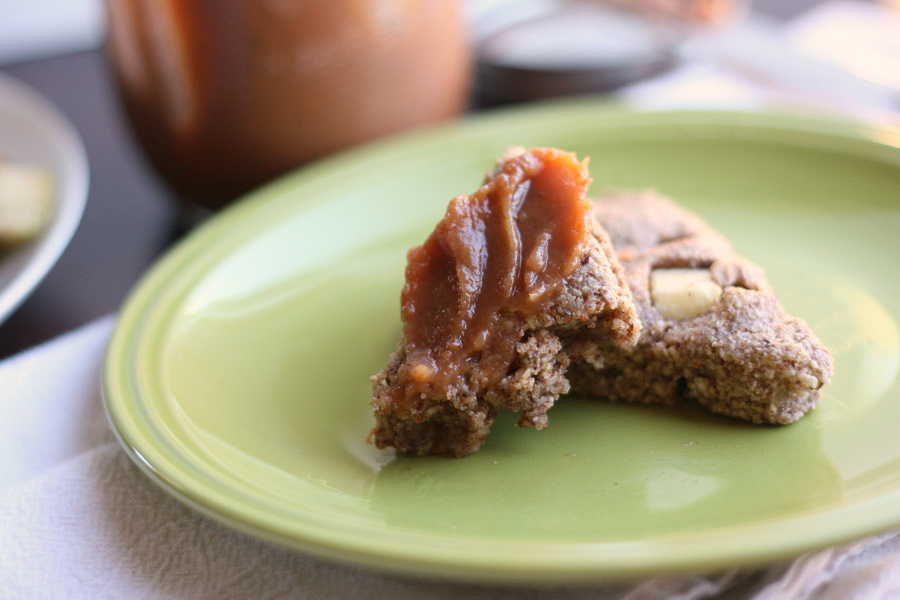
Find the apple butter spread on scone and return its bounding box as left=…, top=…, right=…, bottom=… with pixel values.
left=569, top=189, right=834, bottom=425
left=369, top=148, right=641, bottom=457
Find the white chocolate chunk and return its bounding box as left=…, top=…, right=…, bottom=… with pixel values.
left=650, top=268, right=723, bottom=320
left=797, top=372, right=820, bottom=389
left=0, top=162, right=54, bottom=247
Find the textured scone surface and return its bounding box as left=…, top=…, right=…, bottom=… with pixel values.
left=673, top=288, right=833, bottom=423
left=370, top=149, right=640, bottom=457
left=570, top=190, right=834, bottom=424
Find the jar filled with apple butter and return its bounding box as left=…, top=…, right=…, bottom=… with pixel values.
left=105, top=0, right=472, bottom=210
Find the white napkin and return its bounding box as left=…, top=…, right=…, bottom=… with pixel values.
left=1, top=316, right=899, bottom=599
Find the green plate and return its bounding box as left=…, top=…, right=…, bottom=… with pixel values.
left=104, top=102, right=900, bottom=583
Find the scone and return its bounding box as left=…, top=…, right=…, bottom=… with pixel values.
left=370, top=148, right=641, bottom=457
left=569, top=189, right=834, bottom=424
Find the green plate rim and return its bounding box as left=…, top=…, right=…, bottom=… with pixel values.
left=103, top=99, right=900, bottom=583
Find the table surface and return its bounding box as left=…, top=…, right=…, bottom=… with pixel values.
left=0, top=0, right=854, bottom=359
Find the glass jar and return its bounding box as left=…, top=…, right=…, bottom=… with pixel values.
left=106, top=0, right=472, bottom=210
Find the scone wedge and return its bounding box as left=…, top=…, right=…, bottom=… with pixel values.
left=370, top=148, right=641, bottom=456
left=570, top=190, right=834, bottom=424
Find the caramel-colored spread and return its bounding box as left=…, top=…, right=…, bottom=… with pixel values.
left=394, top=148, right=593, bottom=407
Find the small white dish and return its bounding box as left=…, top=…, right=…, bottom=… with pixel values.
left=0, top=72, right=89, bottom=325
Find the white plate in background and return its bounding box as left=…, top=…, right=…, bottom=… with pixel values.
left=0, top=72, right=89, bottom=325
